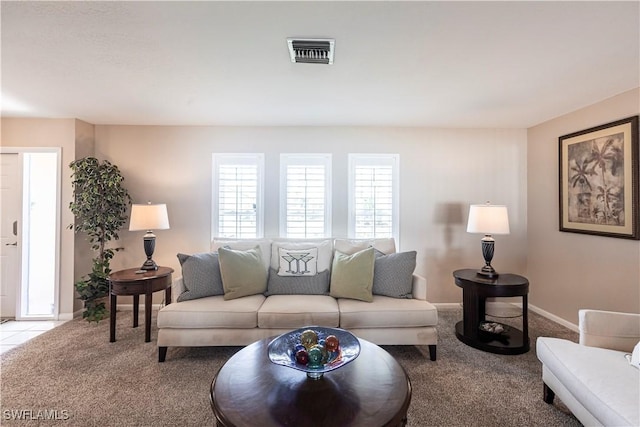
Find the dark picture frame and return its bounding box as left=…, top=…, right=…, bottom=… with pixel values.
left=559, top=115, right=639, bottom=239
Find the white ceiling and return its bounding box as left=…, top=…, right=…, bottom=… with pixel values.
left=1, top=1, right=638, bottom=128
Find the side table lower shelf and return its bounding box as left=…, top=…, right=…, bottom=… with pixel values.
left=455, top=321, right=529, bottom=355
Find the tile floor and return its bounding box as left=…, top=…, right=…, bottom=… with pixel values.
left=0, top=320, right=67, bottom=355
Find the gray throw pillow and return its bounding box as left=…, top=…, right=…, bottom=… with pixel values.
left=266, top=268, right=330, bottom=296
left=176, top=252, right=224, bottom=302
left=372, top=250, right=416, bottom=298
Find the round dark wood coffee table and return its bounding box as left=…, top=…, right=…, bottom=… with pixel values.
left=210, top=337, right=411, bottom=427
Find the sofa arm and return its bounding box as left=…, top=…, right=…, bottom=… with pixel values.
left=170, top=277, right=186, bottom=304
left=412, top=274, right=427, bottom=300
left=579, top=309, right=640, bottom=352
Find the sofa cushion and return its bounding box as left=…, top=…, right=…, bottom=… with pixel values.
left=158, top=294, right=265, bottom=329
left=277, top=247, right=318, bottom=276
left=270, top=239, right=333, bottom=272
left=373, top=250, right=416, bottom=299
left=258, top=295, right=339, bottom=328
left=537, top=337, right=640, bottom=427
left=334, top=238, right=396, bottom=255
left=338, top=296, right=438, bottom=328
left=176, top=252, right=224, bottom=301
left=265, top=268, right=330, bottom=296
left=218, top=246, right=268, bottom=300
left=329, top=248, right=375, bottom=302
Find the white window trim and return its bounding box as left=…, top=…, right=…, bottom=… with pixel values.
left=211, top=153, right=264, bottom=239
left=348, top=153, right=400, bottom=243
left=279, top=153, right=332, bottom=238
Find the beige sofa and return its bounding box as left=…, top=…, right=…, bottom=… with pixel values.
left=537, top=309, right=640, bottom=426
left=157, top=238, right=438, bottom=362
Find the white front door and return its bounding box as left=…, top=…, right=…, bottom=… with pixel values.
left=1, top=153, right=21, bottom=318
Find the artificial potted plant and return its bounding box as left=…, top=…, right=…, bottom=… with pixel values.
left=69, top=157, right=131, bottom=322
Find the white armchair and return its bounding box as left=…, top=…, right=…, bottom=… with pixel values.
left=578, top=309, right=640, bottom=351
left=536, top=309, right=640, bottom=427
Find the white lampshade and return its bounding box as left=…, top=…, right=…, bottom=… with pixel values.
left=129, top=203, right=170, bottom=231
left=466, top=204, right=510, bottom=235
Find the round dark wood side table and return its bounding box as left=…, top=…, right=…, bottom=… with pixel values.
left=210, top=337, right=412, bottom=427
left=108, top=266, right=173, bottom=343
left=453, top=268, right=530, bottom=355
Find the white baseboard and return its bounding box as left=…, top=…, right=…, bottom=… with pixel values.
left=70, top=304, right=165, bottom=318
left=433, top=303, right=460, bottom=310
left=434, top=301, right=516, bottom=312
left=434, top=301, right=578, bottom=332
left=116, top=304, right=165, bottom=311
left=528, top=304, right=578, bottom=332
left=58, top=312, right=76, bottom=321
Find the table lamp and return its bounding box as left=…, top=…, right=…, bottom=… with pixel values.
left=466, top=202, right=510, bottom=278
left=129, top=203, right=170, bottom=271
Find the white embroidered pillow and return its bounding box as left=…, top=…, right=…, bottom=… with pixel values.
left=278, top=247, right=318, bottom=276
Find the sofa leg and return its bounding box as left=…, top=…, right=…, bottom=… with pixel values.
left=543, top=383, right=555, bottom=404
left=428, top=345, right=437, bottom=361
left=159, top=346, right=168, bottom=362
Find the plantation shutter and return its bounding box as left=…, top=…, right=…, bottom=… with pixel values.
left=349, top=155, right=399, bottom=240
left=281, top=154, right=331, bottom=238
left=213, top=154, right=263, bottom=238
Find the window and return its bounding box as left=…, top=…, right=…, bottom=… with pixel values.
left=348, top=154, right=399, bottom=241
left=212, top=154, right=264, bottom=238
left=280, top=154, right=332, bottom=238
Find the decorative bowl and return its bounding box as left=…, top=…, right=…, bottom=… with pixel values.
left=268, top=326, right=360, bottom=379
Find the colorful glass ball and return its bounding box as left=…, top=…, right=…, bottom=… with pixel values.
left=300, top=330, right=318, bottom=349
left=325, top=335, right=340, bottom=352
left=295, top=349, right=309, bottom=365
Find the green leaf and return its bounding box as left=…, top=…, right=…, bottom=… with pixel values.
left=70, top=157, right=131, bottom=323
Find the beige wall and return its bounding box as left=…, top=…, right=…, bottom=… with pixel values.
left=6, top=92, right=637, bottom=324
left=95, top=126, right=528, bottom=304
left=9, top=95, right=637, bottom=324
left=1, top=118, right=78, bottom=318
left=527, top=88, right=640, bottom=325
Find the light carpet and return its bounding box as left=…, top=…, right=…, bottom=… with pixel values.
left=0, top=309, right=580, bottom=426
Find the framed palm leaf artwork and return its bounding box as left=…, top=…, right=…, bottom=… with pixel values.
left=559, top=115, right=639, bottom=239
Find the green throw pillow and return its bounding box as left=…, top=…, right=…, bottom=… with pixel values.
left=218, top=246, right=268, bottom=301
left=330, top=247, right=375, bottom=302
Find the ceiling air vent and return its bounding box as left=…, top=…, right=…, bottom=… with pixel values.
left=287, top=38, right=335, bottom=64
